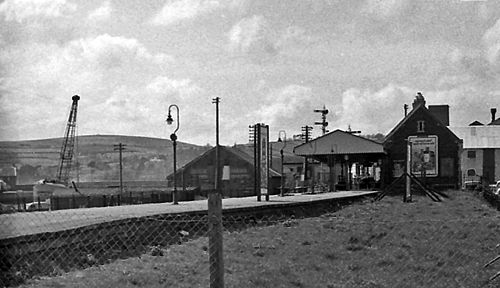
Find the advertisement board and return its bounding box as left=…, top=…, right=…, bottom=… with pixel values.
left=259, top=124, right=269, bottom=195
left=408, top=135, right=438, bottom=177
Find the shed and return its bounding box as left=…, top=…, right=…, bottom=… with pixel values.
left=166, top=145, right=281, bottom=198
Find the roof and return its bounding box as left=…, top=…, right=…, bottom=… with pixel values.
left=293, top=129, right=385, bottom=156
left=469, top=120, right=484, bottom=126
left=169, top=145, right=281, bottom=178
left=449, top=126, right=500, bottom=148
left=384, top=103, right=460, bottom=142
left=230, top=146, right=281, bottom=177
left=488, top=118, right=500, bottom=125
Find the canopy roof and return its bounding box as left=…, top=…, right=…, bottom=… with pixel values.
left=293, top=129, right=385, bottom=157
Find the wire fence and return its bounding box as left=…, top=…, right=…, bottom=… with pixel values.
left=0, top=190, right=499, bottom=288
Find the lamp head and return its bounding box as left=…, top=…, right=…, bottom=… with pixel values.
left=166, top=114, right=173, bottom=125
left=277, top=137, right=282, bottom=143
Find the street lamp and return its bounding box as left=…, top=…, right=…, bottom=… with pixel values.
left=167, top=104, right=180, bottom=205
left=277, top=130, right=287, bottom=197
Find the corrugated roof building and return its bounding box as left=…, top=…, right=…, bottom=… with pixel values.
left=449, top=125, right=500, bottom=185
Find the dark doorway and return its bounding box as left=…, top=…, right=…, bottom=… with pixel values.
left=483, top=149, right=495, bottom=184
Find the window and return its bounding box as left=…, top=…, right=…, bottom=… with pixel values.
left=467, top=150, right=476, bottom=159
left=417, top=120, right=425, bottom=132
left=466, top=169, right=476, bottom=177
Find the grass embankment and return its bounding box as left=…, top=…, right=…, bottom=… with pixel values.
left=19, top=191, right=500, bottom=288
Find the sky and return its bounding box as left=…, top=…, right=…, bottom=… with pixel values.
left=1, top=0, right=500, bottom=146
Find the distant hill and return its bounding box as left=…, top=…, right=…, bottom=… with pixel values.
left=0, top=135, right=211, bottom=185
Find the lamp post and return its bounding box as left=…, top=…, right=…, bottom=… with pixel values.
left=166, top=104, right=180, bottom=205
left=277, top=130, right=286, bottom=197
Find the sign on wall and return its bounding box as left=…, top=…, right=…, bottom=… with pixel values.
left=408, top=135, right=438, bottom=177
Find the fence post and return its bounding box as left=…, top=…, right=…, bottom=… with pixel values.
left=208, top=191, right=224, bottom=288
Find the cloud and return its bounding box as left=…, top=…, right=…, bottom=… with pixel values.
left=228, top=15, right=270, bottom=53
left=336, top=84, right=415, bottom=135
left=68, top=34, right=164, bottom=69
left=147, top=76, right=202, bottom=99
left=361, top=0, right=408, bottom=19
left=87, top=1, right=112, bottom=22
left=0, top=0, right=77, bottom=23
left=254, top=85, right=316, bottom=131
left=483, top=17, right=500, bottom=65
left=150, top=0, right=220, bottom=26
left=0, top=34, right=175, bottom=141
left=227, top=15, right=312, bottom=62
left=334, top=81, right=500, bottom=137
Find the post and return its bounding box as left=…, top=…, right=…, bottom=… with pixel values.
left=256, top=124, right=261, bottom=201
left=280, top=149, right=284, bottom=197
left=167, top=104, right=180, bottom=205
left=114, top=143, right=127, bottom=201
left=208, top=191, right=224, bottom=288
left=329, top=153, right=335, bottom=192
left=172, top=137, right=178, bottom=204
left=214, top=97, right=220, bottom=194
left=406, top=140, right=412, bottom=202
left=278, top=130, right=286, bottom=197
left=210, top=97, right=224, bottom=288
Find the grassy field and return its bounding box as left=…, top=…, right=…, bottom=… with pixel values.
left=17, top=190, right=500, bottom=288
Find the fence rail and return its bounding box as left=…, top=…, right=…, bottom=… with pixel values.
left=1, top=190, right=499, bottom=288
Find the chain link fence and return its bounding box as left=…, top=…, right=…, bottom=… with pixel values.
left=1, top=190, right=499, bottom=288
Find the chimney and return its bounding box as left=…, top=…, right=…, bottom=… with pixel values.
left=412, top=92, right=426, bottom=109
left=491, top=108, right=497, bottom=123
left=428, top=105, right=450, bottom=126
left=404, top=104, right=408, bottom=117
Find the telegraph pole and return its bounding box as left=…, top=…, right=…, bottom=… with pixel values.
left=301, top=125, right=313, bottom=190
left=301, top=125, right=313, bottom=143
left=113, top=143, right=126, bottom=200
left=209, top=96, right=224, bottom=288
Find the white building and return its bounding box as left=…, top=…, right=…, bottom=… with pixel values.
left=450, top=108, right=500, bottom=186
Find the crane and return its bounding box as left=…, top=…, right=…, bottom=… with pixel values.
left=32, top=95, right=81, bottom=206
left=55, top=95, right=80, bottom=186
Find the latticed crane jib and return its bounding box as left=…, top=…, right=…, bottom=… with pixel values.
left=55, top=95, right=80, bottom=185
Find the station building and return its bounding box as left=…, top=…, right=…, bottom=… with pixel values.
left=383, top=93, right=462, bottom=190
left=293, top=129, right=386, bottom=191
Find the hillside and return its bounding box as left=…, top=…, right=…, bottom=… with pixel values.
left=0, top=135, right=211, bottom=185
